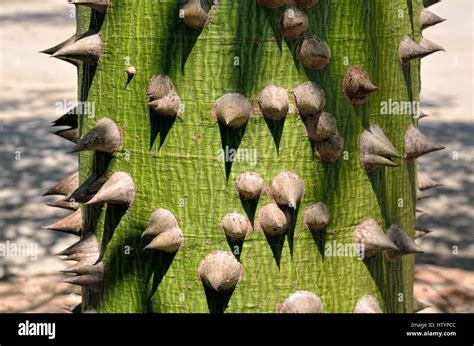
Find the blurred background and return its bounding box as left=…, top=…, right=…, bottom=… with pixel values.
left=0, top=0, right=472, bottom=312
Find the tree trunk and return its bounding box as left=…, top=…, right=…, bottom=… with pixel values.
left=47, top=0, right=443, bottom=313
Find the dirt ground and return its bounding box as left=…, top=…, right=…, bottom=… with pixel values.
left=0, top=0, right=472, bottom=312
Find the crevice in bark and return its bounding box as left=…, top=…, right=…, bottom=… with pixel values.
left=225, top=237, right=244, bottom=261
left=368, top=170, right=391, bottom=228
left=218, top=122, right=247, bottom=181
left=235, top=1, right=265, bottom=95
left=180, top=27, right=203, bottom=74
left=402, top=64, right=414, bottom=105
left=310, top=230, right=327, bottom=258
left=239, top=197, right=259, bottom=226
left=264, top=117, right=286, bottom=154
left=149, top=109, right=177, bottom=151
left=203, top=286, right=234, bottom=314
left=99, top=204, right=128, bottom=262
left=265, top=233, right=285, bottom=268
left=286, top=207, right=299, bottom=258
left=146, top=251, right=177, bottom=312
left=320, top=161, right=342, bottom=203
left=406, top=0, right=415, bottom=35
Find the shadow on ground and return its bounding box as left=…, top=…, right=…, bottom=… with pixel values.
left=414, top=121, right=474, bottom=271
left=0, top=115, right=77, bottom=278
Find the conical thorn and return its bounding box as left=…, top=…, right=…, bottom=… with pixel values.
left=43, top=210, right=82, bottom=236
left=85, top=171, right=135, bottom=206
left=46, top=198, right=78, bottom=211
left=423, top=0, right=442, bottom=8
left=417, top=173, right=441, bottom=191
left=143, top=227, right=184, bottom=253
left=399, top=35, right=424, bottom=64
left=359, top=125, right=400, bottom=172
left=43, top=172, right=79, bottom=197
left=52, top=127, right=79, bottom=144
left=420, top=8, right=446, bottom=31
left=354, top=295, right=382, bottom=313
left=67, top=0, right=110, bottom=14
left=404, top=125, right=445, bottom=160
left=57, top=233, right=99, bottom=258
left=62, top=273, right=103, bottom=291
left=384, top=224, right=424, bottom=262
left=354, top=219, right=399, bottom=258
left=70, top=117, right=122, bottom=155
left=51, top=30, right=103, bottom=65
left=52, top=108, right=78, bottom=128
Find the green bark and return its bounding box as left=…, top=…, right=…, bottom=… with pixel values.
left=76, top=0, right=421, bottom=313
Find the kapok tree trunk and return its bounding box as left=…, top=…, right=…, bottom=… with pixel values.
left=43, top=0, right=446, bottom=313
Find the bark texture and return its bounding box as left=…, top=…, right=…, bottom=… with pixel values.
left=74, top=0, right=422, bottom=313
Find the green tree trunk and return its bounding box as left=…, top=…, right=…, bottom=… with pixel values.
left=63, top=0, right=427, bottom=313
